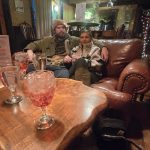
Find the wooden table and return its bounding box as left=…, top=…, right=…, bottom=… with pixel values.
left=0, top=78, right=107, bottom=150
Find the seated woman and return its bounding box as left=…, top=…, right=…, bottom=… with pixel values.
left=63, top=30, right=107, bottom=85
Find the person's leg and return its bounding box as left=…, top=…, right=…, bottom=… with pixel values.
left=26, top=63, right=36, bottom=74
left=75, top=68, right=91, bottom=85
left=69, top=58, right=89, bottom=76
left=46, top=65, right=69, bottom=78
left=70, top=58, right=91, bottom=86
left=90, top=72, right=102, bottom=84
left=69, top=62, right=76, bottom=77
left=54, top=68, right=69, bottom=78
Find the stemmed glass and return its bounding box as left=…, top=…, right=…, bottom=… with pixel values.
left=12, top=52, right=29, bottom=78
left=21, top=70, right=56, bottom=130
left=1, top=65, right=23, bottom=104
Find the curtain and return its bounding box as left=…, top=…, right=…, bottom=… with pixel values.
left=33, top=0, right=52, bottom=39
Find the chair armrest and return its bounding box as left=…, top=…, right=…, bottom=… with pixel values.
left=91, top=82, right=132, bottom=109
left=117, top=59, right=150, bottom=99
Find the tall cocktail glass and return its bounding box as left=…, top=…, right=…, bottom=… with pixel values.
left=22, top=70, right=56, bottom=130
left=12, top=52, right=28, bottom=75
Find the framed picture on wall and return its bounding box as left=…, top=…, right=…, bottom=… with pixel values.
left=97, top=8, right=118, bottom=30
left=14, top=0, right=24, bottom=13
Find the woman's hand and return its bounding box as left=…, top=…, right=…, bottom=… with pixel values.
left=71, top=56, right=81, bottom=62
left=101, top=47, right=109, bottom=62
left=27, top=50, right=35, bottom=62
left=63, top=55, right=72, bottom=63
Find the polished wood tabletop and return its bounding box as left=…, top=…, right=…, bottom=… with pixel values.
left=0, top=78, right=107, bottom=150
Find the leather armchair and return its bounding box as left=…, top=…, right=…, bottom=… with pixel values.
left=91, top=39, right=150, bottom=111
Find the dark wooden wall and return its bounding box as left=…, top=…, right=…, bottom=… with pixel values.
left=1, top=0, right=32, bottom=54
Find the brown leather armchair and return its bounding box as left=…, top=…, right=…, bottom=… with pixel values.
left=91, top=39, right=150, bottom=112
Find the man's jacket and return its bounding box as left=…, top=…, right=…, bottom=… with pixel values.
left=24, top=35, right=104, bottom=66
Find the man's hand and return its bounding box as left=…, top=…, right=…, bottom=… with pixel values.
left=101, top=47, right=109, bottom=62
left=63, top=55, right=72, bottom=63
left=27, top=49, right=35, bottom=62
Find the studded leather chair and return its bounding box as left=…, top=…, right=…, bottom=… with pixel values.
left=91, top=39, right=150, bottom=115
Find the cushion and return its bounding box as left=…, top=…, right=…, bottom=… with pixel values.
left=97, top=39, right=143, bottom=77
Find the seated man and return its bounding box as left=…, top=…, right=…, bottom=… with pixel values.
left=24, top=19, right=108, bottom=78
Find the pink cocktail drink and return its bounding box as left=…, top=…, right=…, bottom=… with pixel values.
left=19, top=61, right=28, bottom=72
left=22, top=70, right=56, bottom=130
left=28, top=87, right=55, bottom=107
left=12, top=52, right=28, bottom=77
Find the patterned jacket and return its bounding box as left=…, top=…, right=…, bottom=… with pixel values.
left=71, top=42, right=103, bottom=67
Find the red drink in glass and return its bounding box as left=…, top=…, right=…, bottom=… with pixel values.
left=28, top=87, right=55, bottom=107
left=22, top=70, right=56, bottom=130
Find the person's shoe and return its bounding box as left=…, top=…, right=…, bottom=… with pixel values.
left=75, top=67, right=91, bottom=86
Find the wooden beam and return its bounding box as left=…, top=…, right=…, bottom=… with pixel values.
left=0, top=0, right=7, bottom=34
